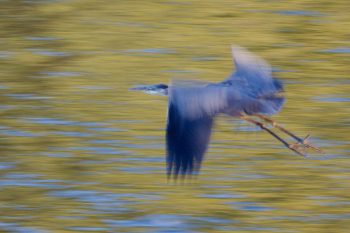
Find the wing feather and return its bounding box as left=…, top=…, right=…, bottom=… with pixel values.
left=170, top=81, right=229, bottom=120
left=226, top=45, right=285, bottom=115
left=166, top=83, right=226, bottom=178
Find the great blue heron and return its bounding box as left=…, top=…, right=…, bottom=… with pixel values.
left=130, top=45, right=321, bottom=179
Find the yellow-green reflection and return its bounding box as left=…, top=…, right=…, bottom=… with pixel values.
left=0, top=0, right=349, bottom=232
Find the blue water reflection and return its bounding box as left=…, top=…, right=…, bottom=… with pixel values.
left=125, top=48, right=176, bottom=54
left=1, top=173, right=68, bottom=189
left=25, top=36, right=59, bottom=41
left=103, top=214, right=234, bottom=232
left=49, top=190, right=131, bottom=213
left=313, top=95, right=350, bottom=103
left=28, top=49, right=72, bottom=57
left=38, top=71, right=82, bottom=77
left=0, top=222, right=48, bottom=233
left=320, top=47, right=350, bottom=54
left=4, top=94, right=52, bottom=100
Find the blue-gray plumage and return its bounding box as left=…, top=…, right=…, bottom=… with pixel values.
left=130, top=45, right=321, bottom=179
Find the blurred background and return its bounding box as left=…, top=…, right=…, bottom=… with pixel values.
left=0, top=0, right=349, bottom=232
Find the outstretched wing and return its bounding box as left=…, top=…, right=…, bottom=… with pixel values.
left=166, top=82, right=228, bottom=178
left=166, top=102, right=213, bottom=178
left=226, top=45, right=285, bottom=115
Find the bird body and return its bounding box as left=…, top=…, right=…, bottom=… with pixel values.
left=165, top=46, right=284, bottom=178
left=130, top=45, right=320, bottom=179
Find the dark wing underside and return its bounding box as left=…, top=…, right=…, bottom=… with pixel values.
left=166, top=82, right=229, bottom=178
left=166, top=102, right=213, bottom=178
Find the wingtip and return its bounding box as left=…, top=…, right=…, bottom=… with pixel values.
left=230, top=44, right=271, bottom=75
left=230, top=44, right=248, bottom=66
left=231, top=44, right=245, bottom=56
left=230, top=44, right=238, bottom=60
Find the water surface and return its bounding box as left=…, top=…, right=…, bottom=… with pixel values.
left=0, top=0, right=349, bottom=232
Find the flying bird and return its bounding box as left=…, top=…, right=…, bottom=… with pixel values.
left=130, top=45, right=321, bottom=179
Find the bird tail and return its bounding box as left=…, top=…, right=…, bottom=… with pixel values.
left=257, top=77, right=285, bottom=115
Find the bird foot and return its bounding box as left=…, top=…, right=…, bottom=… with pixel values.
left=299, top=134, right=323, bottom=154
left=289, top=134, right=323, bottom=157
left=253, top=115, right=323, bottom=156
left=289, top=143, right=307, bottom=157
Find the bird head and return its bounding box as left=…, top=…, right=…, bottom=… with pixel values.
left=129, top=83, right=168, bottom=96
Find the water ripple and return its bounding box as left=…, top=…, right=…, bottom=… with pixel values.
left=38, top=71, right=82, bottom=77
left=28, top=49, right=72, bottom=57
left=200, top=193, right=245, bottom=199
left=229, top=201, right=276, bottom=212
left=125, top=48, right=176, bottom=54
left=0, top=222, right=48, bottom=233
left=320, top=47, right=350, bottom=54
left=4, top=94, right=52, bottom=100
left=1, top=173, right=68, bottom=189
left=49, top=190, right=132, bottom=213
